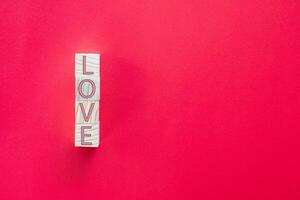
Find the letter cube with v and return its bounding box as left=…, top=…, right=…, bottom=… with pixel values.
left=75, top=53, right=100, bottom=147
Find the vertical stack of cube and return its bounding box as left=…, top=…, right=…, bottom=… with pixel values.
left=75, top=53, right=100, bottom=147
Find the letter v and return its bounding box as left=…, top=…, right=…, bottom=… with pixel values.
left=79, top=103, right=95, bottom=122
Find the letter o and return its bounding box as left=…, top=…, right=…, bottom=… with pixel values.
left=78, top=79, right=96, bottom=99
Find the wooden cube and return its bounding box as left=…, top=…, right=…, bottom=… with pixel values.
left=75, top=101, right=99, bottom=124
left=75, top=123, right=99, bottom=147
left=75, top=77, right=100, bottom=101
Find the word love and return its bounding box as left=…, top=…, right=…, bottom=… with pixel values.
left=75, top=53, right=100, bottom=147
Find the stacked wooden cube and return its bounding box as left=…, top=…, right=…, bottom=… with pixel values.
left=75, top=53, right=100, bottom=147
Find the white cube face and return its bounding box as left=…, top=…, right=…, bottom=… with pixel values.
left=75, top=77, right=100, bottom=101
left=75, top=53, right=100, bottom=76
left=75, top=53, right=100, bottom=147
left=75, top=123, right=99, bottom=147
left=75, top=101, right=99, bottom=124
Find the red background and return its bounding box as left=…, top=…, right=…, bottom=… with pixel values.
left=1, top=0, right=300, bottom=199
